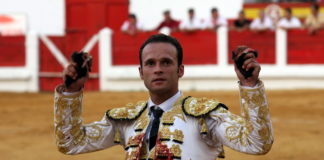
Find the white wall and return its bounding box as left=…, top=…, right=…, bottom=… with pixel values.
left=130, top=0, right=244, bottom=30
left=0, top=0, right=65, bottom=35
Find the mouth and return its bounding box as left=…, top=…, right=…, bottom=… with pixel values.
left=152, top=78, right=166, bottom=83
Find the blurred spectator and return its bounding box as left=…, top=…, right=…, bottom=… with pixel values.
left=155, top=10, right=180, bottom=33
left=179, top=8, right=203, bottom=32
left=304, top=3, right=324, bottom=34
left=277, top=8, right=302, bottom=30
left=121, top=14, right=144, bottom=35
left=232, top=10, right=251, bottom=31
left=203, top=8, right=227, bottom=31
left=250, top=10, right=274, bottom=32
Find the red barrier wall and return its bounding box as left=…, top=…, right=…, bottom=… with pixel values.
left=0, top=36, right=25, bottom=66
left=171, top=31, right=217, bottom=65
left=39, top=33, right=99, bottom=91
left=112, top=31, right=218, bottom=65
left=38, top=0, right=128, bottom=91
left=287, top=29, right=324, bottom=64
left=112, top=31, right=158, bottom=65
left=66, top=0, right=128, bottom=36
left=228, top=30, right=276, bottom=64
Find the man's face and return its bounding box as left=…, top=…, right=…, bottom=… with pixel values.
left=139, top=42, right=184, bottom=95
left=189, top=11, right=194, bottom=19
left=212, top=11, right=219, bottom=19
left=164, top=12, right=171, bottom=20
left=285, top=10, right=292, bottom=19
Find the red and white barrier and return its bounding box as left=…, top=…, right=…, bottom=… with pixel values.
left=1, top=28, right=324, bottom=92
left=0, top=33, right=39, bottom=92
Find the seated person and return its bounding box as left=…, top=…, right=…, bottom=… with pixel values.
left=304, top=3, right=324, bottom=34
left=121, top=14, right=144, bottom=35
left=250, top=10, right=274, bottom=32
left=277, top=7, right=302, bottom=30
left=203, top=7, right=227, bottom=31
left=155, top=10, right=180, bottom=33
left=232, top=10, right=251, bottom=31
left=179, top=8, right=204, bottom=33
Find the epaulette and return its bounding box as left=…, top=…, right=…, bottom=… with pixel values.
left=182, top=96, right=228, bottom=118
left=106, top=101, right=147, bottom=120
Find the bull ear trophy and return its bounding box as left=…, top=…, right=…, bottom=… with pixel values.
left=64, top=51, right=92, bottom=88
left=232, top=46, right=258, bottom=79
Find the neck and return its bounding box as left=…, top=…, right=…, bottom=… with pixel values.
left=149, top=89, right=178, bottom=105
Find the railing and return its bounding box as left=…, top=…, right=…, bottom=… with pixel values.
left=0, top=28, right=324, bottom=91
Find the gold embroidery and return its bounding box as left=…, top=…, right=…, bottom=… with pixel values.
left=224, top=81, right=272, bottom=148
left=159, top=127, right=172, bottom=141
left=172, top=129, right=184, bottom=144
left=225, top=126, right=241, bottom=141
left=126, top=150, right=139, bottom=160
left=155, top=142, right=172, bottom=159
left=170, top=144, right=182, bottom=158
left=114, top=129, right=121, bottom=143
left=134, top=109, right=149, bottom=132
left=126, top=134, right=145, bottom=148
left=199, top=118, right=208, bottom=134
left=183, top=97, right=220, bottom=117
left=161, top=97, right=187, bottom=125
left=139, top=143, right=148, bottom=159
left=161, top=113, right=175, bottom=125
left=107, top=101, right=146, bottom=120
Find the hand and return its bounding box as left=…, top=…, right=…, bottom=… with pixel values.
left=63, top=63, right=89, bottom=92
left=234, top=52, right=261, bottom=87
left=62, top=52, right=92, bottom=92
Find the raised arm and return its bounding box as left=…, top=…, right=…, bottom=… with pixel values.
left=208, top=82, right=273, bottom=154
left=208, top=46, right=273, bottom=154
left=54, top=86, right=119, bottom=154
left=54, top=52, right=119, bottom=154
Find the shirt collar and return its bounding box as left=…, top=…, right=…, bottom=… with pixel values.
left=147, top=91, right=182, bottom=112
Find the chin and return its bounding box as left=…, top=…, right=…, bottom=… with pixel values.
left=149, top=87, right=169, bottom=94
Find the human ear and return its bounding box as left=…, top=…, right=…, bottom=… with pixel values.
left=177, top=65, right=184, bottom=78
left=139, top=66, right=144, bottom=80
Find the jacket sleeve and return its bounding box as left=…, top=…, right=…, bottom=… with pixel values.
left=207, top=81, right=273, bottom=155
left=54, top=86, right=118, bottom=155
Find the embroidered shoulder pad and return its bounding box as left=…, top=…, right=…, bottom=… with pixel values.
left=182, top=96, right=228, bottom=118
left=106, top=101, right=147, bottom=120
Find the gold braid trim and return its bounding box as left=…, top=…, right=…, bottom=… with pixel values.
left=199, top=118, right=208, bottom=134
left=182, top=96, right=228, bottom=117
left=114, top=129, right=121, bottom=144
left=106, top=101, right=147, bottom=120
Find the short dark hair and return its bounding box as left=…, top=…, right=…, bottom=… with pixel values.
left=211, top=7, right=218, bottom=13
left=311, top=3, right=319, bottom=11
left=188, top=8, right=194, bottom=14
left=129, top=14, right=136, bottom=19
left=285, top=7, right=292, bottom=14
left=164, top=10, right=170, bottom=15
left=139, top=34, right=183, bottom=66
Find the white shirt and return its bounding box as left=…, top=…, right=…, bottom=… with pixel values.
left=250, top=17, right=274, bottom=30
left=277, top=17, right=302, bottom=29
left=120, top=20, right=144, bottom=31
left=203, top=16, right=228, bottom=29
left=179, top=17, right=204, bottom=30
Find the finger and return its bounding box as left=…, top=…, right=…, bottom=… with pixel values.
left=66, top=64, right=77, bottom=79
left=245, top=62, right=261, bottom=76
left=244, top=52, right=256, bottom=59
left=242, top=58, right=255, bottom=69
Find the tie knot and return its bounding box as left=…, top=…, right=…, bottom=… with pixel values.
left=151, top=106, right=164, bottom=118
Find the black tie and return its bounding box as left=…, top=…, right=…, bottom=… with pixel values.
left=149, top=106, right=164, bottom=150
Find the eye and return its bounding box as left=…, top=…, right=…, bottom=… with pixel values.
left=162, top=59, right=172, bottom=66
left=145, top=60, right=155, bottom=66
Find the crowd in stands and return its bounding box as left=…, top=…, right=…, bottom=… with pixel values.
left=121, top=3, right=324, bottom=35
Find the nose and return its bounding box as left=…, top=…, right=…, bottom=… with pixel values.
left=153, top=63, right=163, bottom=75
